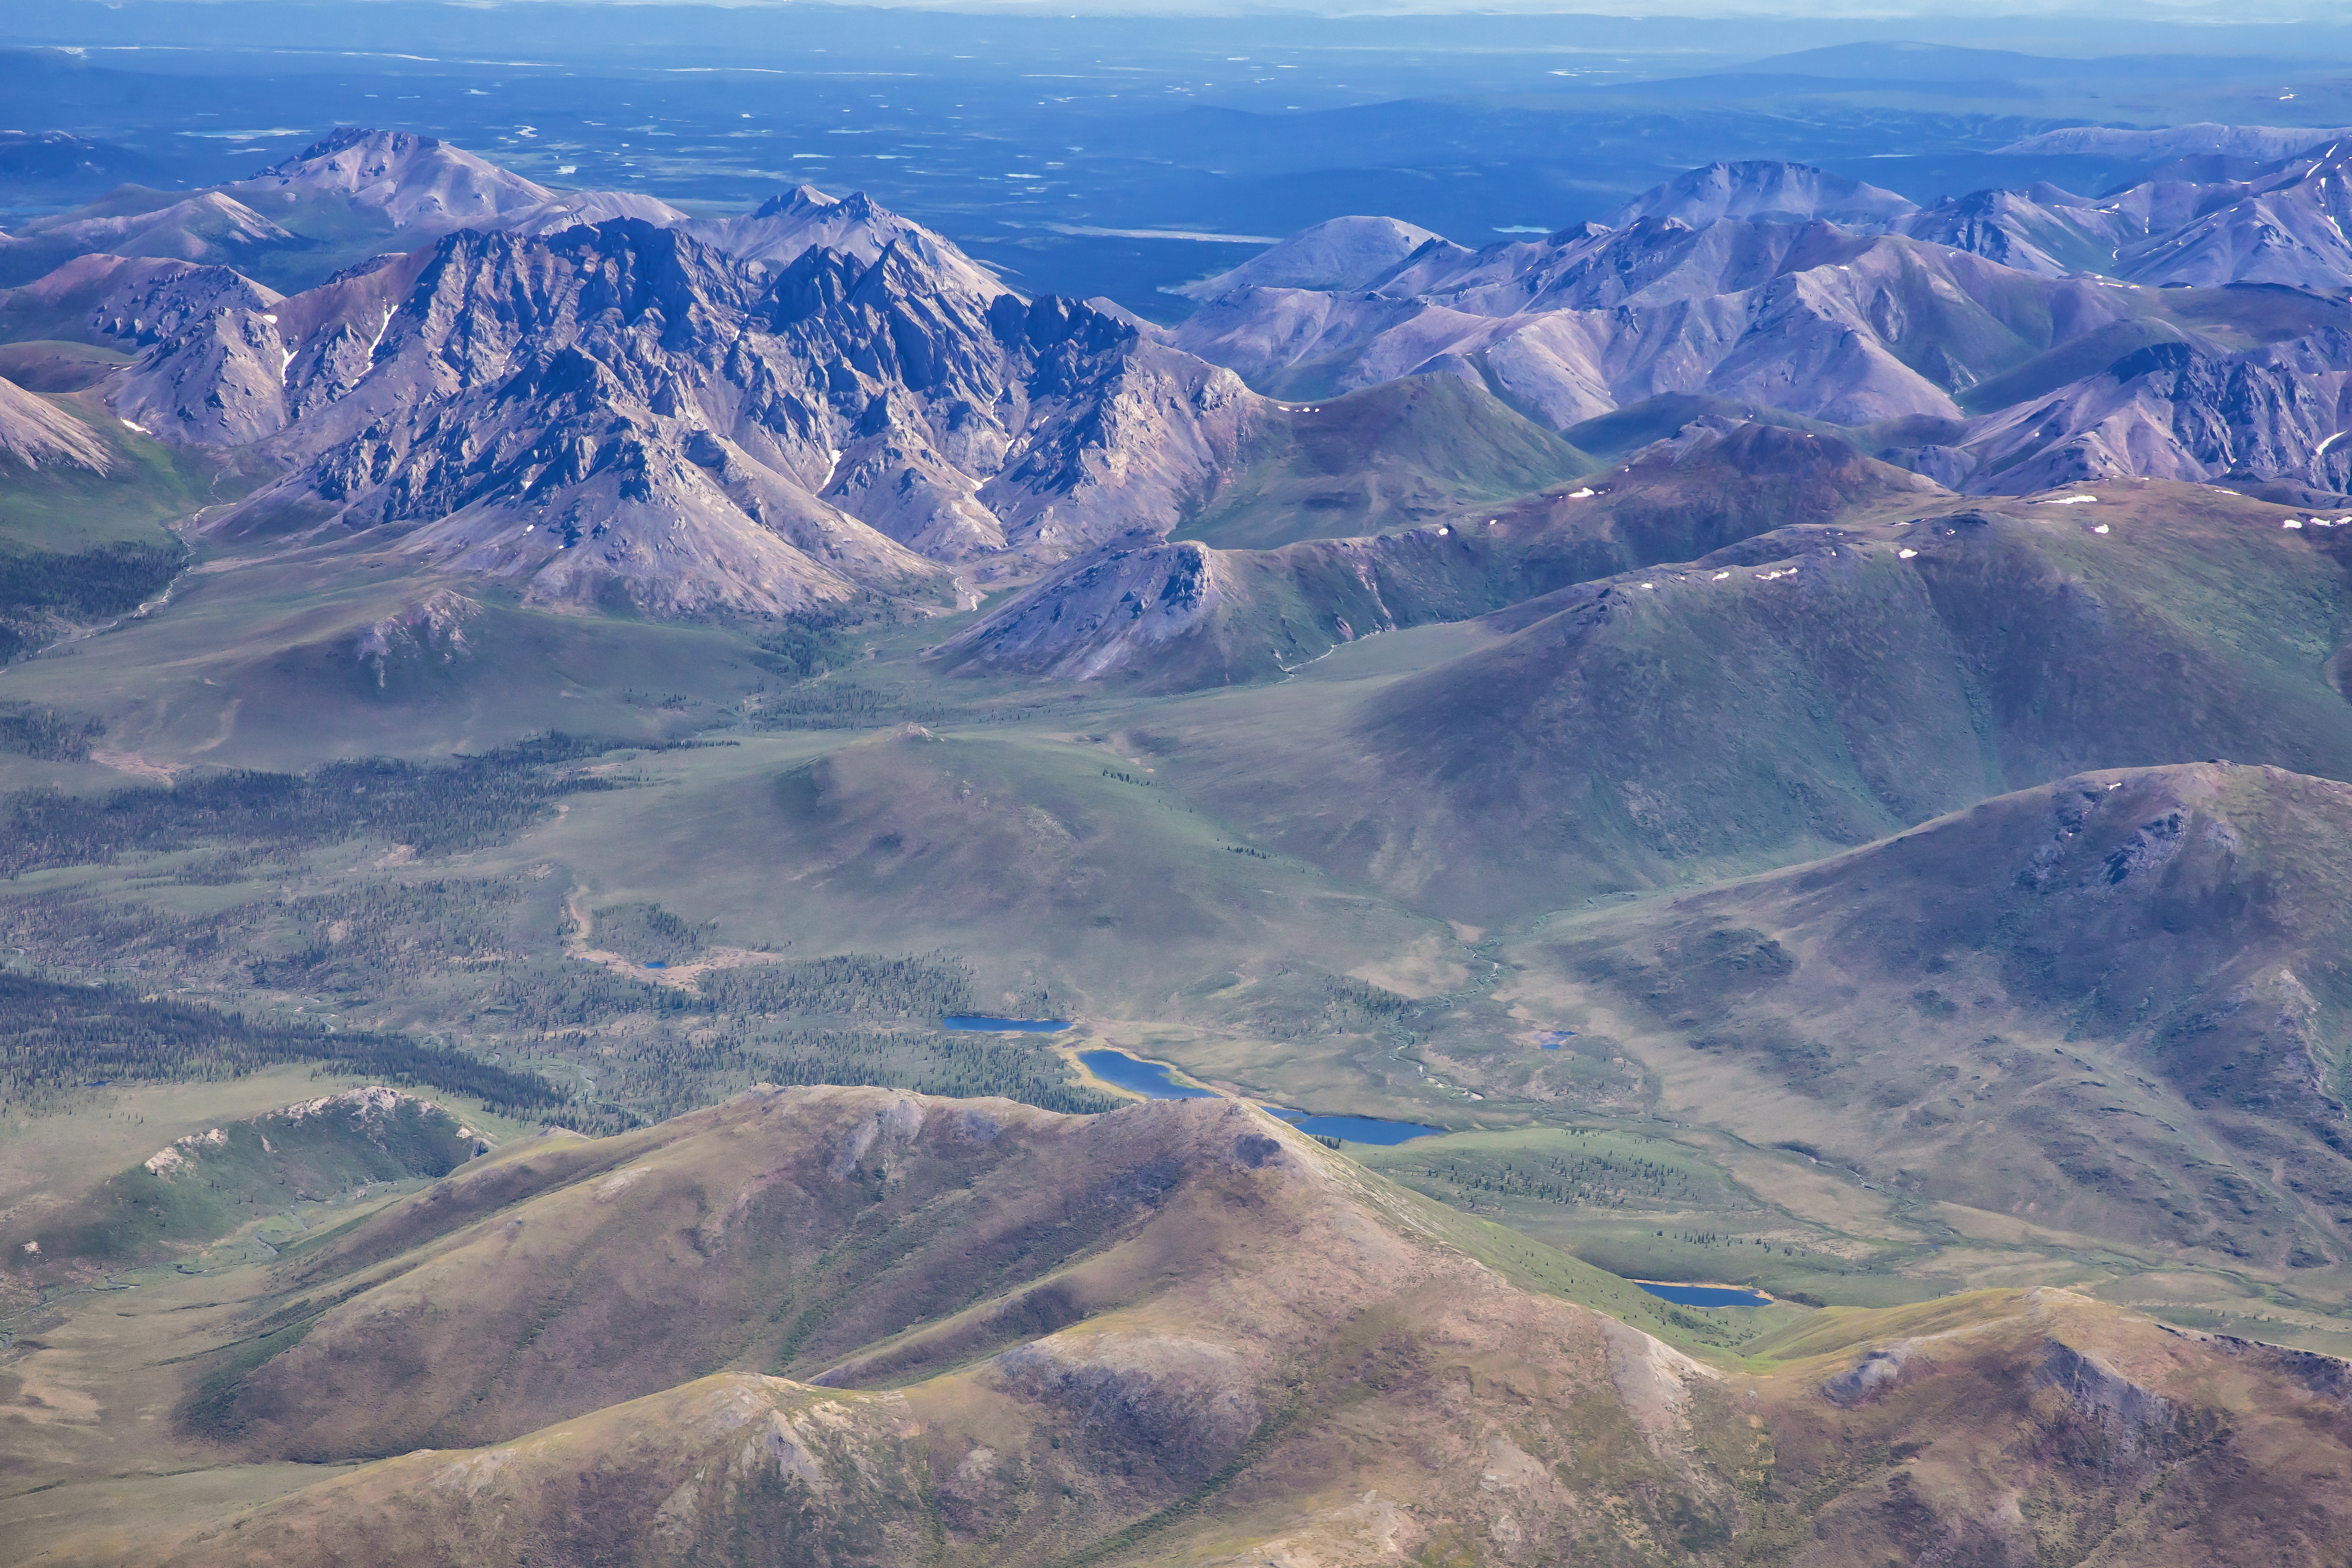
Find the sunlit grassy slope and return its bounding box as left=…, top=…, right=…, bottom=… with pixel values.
left=2, top=1089, right=483, bottom=1268
left=12, top=1091, right=2340, bottom=1568
left=0, top=533, right=771, bottom=764
left=1175, top=373, right=1594, bottom=550
left=1510, top=762, right=2352, bottom=1283
left=1149, top=480, right=2352, bottom=921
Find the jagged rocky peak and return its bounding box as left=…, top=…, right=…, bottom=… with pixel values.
left=750, top=183, right=879, bottom=229
left=225, top=126, right=557, bottom=231
left=1604, top=160, right=1921, bottom=232
left=697, top=183, right=1009, bottom=306
left=1893, top=185, right=2140, bottom=279
left=68, top=257, right=293, bottom=449
left=1952, top=332, right=2352, bottom=495
left=1173, top=215, right=1463, bottom=300
left=79, top=255, right=283, bottom=348
left=90, top=208, right=1260, bottom=616
left=2114, top=141, right=2352, bottom=289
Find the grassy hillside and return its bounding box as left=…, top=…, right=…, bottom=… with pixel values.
left=8, top=1091, right=2327, bottom=1568
left=0, top=341, right=133, bottom=395
left=1460, top=415, right=1941, bottom=602
left=0, top=535, right=770, bottom=765
left=3, top=1088, right=486, bottom=1269
left=595, top=727, right=1453, bottom=1035
left=1559, top=392, right=1857, bottom=461
left=0, top=389, right=225, bottom=664
left=1516, top=763, right=2352, bottom=1281
left=0, top=416, right=224, bottom=557
left=1151, top=481, right=2352, bottom=921
left=941, top=416, right=1940, bottom=695
left=1175, top=373, right=1593, bottom=550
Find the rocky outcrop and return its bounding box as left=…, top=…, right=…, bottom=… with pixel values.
left=0, top=373, right=109, bottom=472
left=1601, top=159, right=1918, bottom=232
left=1945, top=332, right=2352, bottom=494
left=356, top=589, right=481, bottom=688
left=932, top=537, right=1227, bottom=679
left=95, top=258, right=293, bottom=447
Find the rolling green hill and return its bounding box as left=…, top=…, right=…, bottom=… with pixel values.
left=0, top=536, right=769, bottom=765
left=939, top=415, right=1940, bottom=694
left=705, top=727, right=1449, bottom=1026
left=1523, top=762, right=2352, bottom=1279
left=1175, top=373, right=1594, bottom=551
left=1151, top=481, right=2352, bottom=921
left=4, top=1088, right=486, bottom=1269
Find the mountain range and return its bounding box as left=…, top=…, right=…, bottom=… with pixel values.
left=5, top=130, right=2352, bottom=636
left=7, top=113, right=2352, bottom=1568
left=1164, top=153, right=2352, bottom=498
left=1, top=133, right=1284, bottom=615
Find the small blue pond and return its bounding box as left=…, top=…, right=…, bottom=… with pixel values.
left=943, top=1016, right=1072, bottom=1033
left=1637, top=1283, right=1773, bottom=1308
left=1080, top=1052, right=1443, bottom=1143
left=644, top=961, right=668, bottom=970
left=1271, top=1111, right=1444, bottom=1145
left=1079, top=1049, right=1218, bottom=1098
left=1533, top=1029, right=1578, bottom=1050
